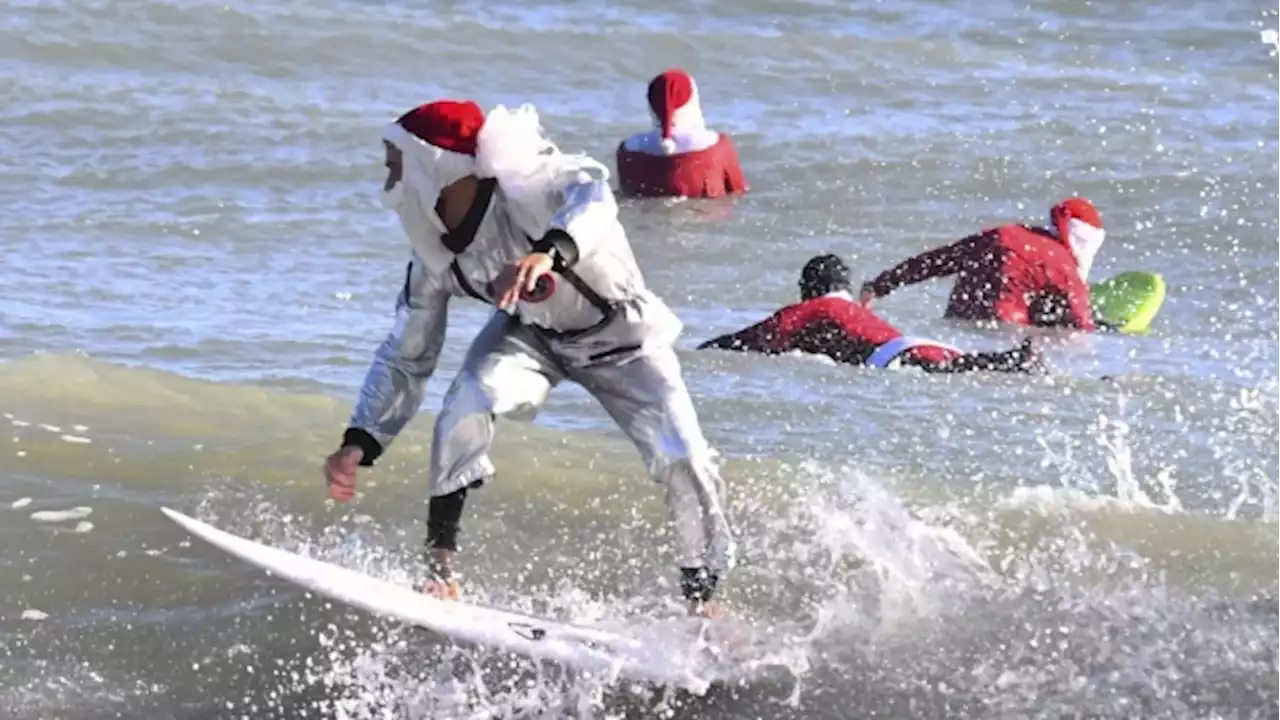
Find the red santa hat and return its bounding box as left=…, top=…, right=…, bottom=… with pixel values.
left=1050, top=197, right=1106, bottom=281
left=647, top=69, right=707, bottom=156
left=382, top=100, right=486, bottom=217
left=381, top=99, right=604, bottom=235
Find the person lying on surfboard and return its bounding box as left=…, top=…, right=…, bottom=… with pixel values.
left=699, top=254, right=1044, bottom=373
left=858, top=197, right=1116, bottom=332
left=322, top=100, right=734, bottom=618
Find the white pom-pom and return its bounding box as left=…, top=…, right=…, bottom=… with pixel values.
left=660, top=137, right=677, bottom=155
left=474, top=104, right=549, bottom=179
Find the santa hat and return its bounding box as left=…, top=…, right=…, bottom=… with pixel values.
left=647, top=69, right=707, bottom=155
left=1049, top=197, right=1106, bottom=281
left=381, top=100, right=486, bottom=226
left=382, top=99, right=607, bottom=236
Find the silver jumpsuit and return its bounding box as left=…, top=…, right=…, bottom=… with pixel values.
left=346, top=159, right=734, bottom=577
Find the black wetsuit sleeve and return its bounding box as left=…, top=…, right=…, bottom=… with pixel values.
left=869, top=232, right=988, bottom=298
left=905, top=340, right=1038, bottom=374
left=698, top=317, right=781, bottom=353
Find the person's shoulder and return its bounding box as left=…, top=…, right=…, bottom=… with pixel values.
left=783, top=295, right=859, bottom=318
left=985, top=223, right=1023, bottom=239
left=991, top=224, right=1055, bottom=248
left=553, top=154, right=611, bottom=187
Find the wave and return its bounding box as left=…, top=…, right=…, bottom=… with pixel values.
left=0, top=353, right=1274, bottom=717
left=0, top=353, right=1274, bottom=587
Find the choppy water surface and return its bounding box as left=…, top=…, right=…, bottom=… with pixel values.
left=1, top=0, right=1277, bottom=718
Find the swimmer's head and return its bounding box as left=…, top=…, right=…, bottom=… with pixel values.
left=799, top=254, right=852, bottom=300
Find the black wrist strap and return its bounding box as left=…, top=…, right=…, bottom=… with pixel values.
left=531, top=228, right=580, bottom=271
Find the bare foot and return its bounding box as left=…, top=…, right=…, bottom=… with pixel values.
left=419, top=577, right=462, bottom=601
left=687, top=599, right=725, bottom=619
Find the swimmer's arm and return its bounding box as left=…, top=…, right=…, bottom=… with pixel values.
left=698, top=316, right=783, bottom=353
left=1092, top=313, right=1120, bottom=333
left=1064, top=273, right=1098, bottom=332
left=865, top=232, right=987, bottom=299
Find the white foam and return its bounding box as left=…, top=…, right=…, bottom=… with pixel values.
left=74, top=521, right=94, bottom=533
left=11, top=419, right=29, bottom=427
left=72, top=424, right=89, bottom=432
left=21, top=609, right=48, bottom=621
left=30, top=506, right=93, bottom=523
left=38, top=424, right=61, bottom=433
left=996, top=485, right=1178, bottom=516
left=11, top=497, right=32, bottom=509
left=59, top=435, right=92, bottom=444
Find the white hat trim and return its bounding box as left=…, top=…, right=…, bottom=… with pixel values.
left=649, top=80, right=707, bottom=155
left=1066, top=217, right=1106, bottom=281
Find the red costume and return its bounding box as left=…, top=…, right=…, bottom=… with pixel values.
left=616, top=69, right=747, bottom=199
left=617, top=135, right=747, bottom=199
left=863, top=198, right=1107, bottom=332
left=701, top=255, right=1038, bottom=374
left=700, top=293, right=959, bottom=366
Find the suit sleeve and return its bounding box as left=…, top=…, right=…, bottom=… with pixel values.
left=698, top=315, right=784, bottom=353
left=1063, top=272, right=1098, bottom=332
left=342, top=256, right=451, bottom=465
left=868, top=232, right=988, bottom=298
left=536, top=164, right=617, bottom=269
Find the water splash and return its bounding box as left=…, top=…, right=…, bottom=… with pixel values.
left=174, top=464, right=1004, bottom=717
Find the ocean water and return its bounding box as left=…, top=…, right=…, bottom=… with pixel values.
left=0, top=0, right=1277, bottom=718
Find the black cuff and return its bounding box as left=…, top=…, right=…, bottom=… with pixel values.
left=532, top=228, right=580, bottom=271
left=341, top=427, right=383, bottom=466
left=680, top=567, right=719, bottom=603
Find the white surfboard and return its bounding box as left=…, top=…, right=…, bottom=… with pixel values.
left=160, top=507, right=712, bottom=694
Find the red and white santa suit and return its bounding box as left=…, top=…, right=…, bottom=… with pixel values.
left=342, top=100, right=734, bottom=597
left=862, top=198, right=1107, bottom=332
left=616, top=69, right=748, bottom=199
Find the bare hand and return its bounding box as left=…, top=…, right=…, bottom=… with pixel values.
left=324, top=446, right=364, bottom=502
left=492, top=252, right=555, bottom=310
left=858, top=283, right=877, bottom=307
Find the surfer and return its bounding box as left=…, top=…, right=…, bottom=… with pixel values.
left=858, top=198, right=1111, bottom=332
left=616, top=68, right=748, bottom=199
left=323, top=100, right=734, bottom=617
left=699, top=254, right=1043, bottom=373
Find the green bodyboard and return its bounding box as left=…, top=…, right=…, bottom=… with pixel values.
left=1090, top=271, right=1166, bottom=334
